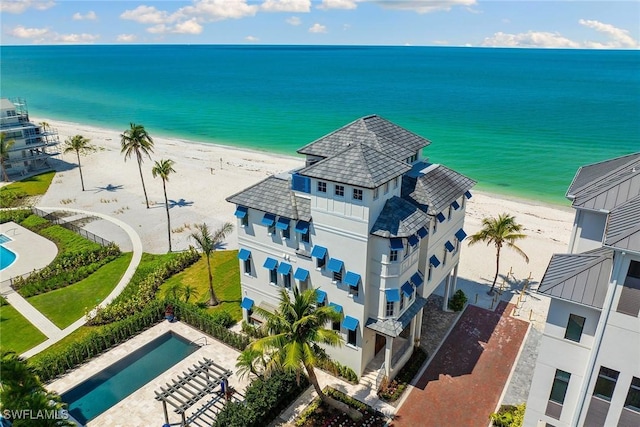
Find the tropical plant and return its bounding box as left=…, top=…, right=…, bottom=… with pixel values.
left=248, top=287, right=361, bottom=420
left=151, top=158, right=176, bottom=252
left=189, top=222, right=233, bottom=306
left=183, top=284, right=198, bottom=303
left=236, top=348, right=266, bottom=381
left=120, top=123, right=154, bottom=208
left=1, top=132, right=15, bottom=182
left=62, top=134, right=97, bottom=191
left=468, top=213, right=529, bottom=295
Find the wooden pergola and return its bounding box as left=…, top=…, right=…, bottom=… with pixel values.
left=154, top=357, right=239, bottom=427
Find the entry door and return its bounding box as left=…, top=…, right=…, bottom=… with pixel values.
left=375, top=334, right=386, bottom=355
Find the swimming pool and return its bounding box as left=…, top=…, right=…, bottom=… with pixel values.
left=0, top=234, right=12, bottom=244
left=0, top=245, right=17, bottom=271
left=61, top=332, right=199, bottom=424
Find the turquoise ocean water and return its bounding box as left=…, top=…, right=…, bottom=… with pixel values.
left=1, top=45, right=638, bottom=205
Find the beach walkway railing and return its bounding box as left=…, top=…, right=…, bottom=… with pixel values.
left=31, top=207, right=112, bottom=247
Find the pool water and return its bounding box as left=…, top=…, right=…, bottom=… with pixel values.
left=61, top=332, right=199, bottom=424
left=0, top=245, right=17, bottom=271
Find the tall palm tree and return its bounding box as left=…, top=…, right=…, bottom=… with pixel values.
left=468, top=213, right=529, bottom=295
left=63, top=134, right=96, bottom=191
left=189, top=222, right=233, bottom=306
left=151, top=158, right=176, bottom=252
left=120, top=123, right=154, bottom=208
left=1, top=132, right=15, bottom=182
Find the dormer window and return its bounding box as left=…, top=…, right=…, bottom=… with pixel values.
left=335, top=185, right=344, bottom=197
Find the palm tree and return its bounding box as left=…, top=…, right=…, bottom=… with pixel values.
left=468, top=213, right=529, bottom=295
left=120, top=123, right=154, bottom=208
left=249, top=288, right=361, bottom=420
left=0, top=132, right=15, bottom=182
left=63, top=134, right=96, bottom=191
left=235, top=348, right=266, bottom=381
left=151, top=158, right=176, bottom=252
left=189, top=222, right=233, bottom=306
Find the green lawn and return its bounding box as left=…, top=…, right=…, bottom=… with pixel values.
left=0, top=171, right=55, bottom=196
left=0, top=303, right=48, bottom=354
left=39, top=224, right=103, bottom=254
left=158, top=249, right=242, bottom=322
left=28, top=253, right=133, bottom=329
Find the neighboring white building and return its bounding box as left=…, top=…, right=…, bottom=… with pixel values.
left=0, top=98, right=60, bottom=179
left=226, top=115, right=475, bottom=381
left=524, top=153, right=640, bottom=427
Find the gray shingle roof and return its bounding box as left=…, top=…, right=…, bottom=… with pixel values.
left=296, top=115, right=430, bottom=161
left=537, top=247, right=613, bottom=308
left=226, top=176, right=311, bottom=221
left=298, top=142, right=411, bottom=188
left=370, top=196, right=431, bottom=238
left=365, top=296, right=428, bottom=337
left=604, top=195, right=640, bottom=253
left=402, top=163, right=476, bottom=215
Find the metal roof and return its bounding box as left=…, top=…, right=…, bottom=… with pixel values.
left=566, top=152, right=640, bottom=199
left=604, top=195, right=640, bottom=253
left=370, top=196, right=431, bottom=238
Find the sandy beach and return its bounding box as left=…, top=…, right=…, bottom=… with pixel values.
left=33, top=118, right=575, bottom=290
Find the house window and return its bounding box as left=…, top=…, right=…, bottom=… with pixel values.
left=433, top=220, right=438, bottom=234
left=617, top=260, right=640, bottom=317
left=317, top=181, right=327, bottom=193
left=349, top=283, right=359, bottom=297
left=442, top=248, right=448, bottom=266
left=389, top=250, right=398, bottom=262
left=373, top=187, right=379, bottom=200
left=455, top=238, right=460, bottom=253
left=301, top=230, right=310, bottom=243
left=353, top=188, right=363, bottom=200
left=428, top=264, right=433, bottom=282
left=268, top=224, right=275, bottom=235
left=241, top=214, right=249, bottom=227
left=624, top=377, right=640, bottom=412
left=549, top=369, right=571, bottom=405
left=269, top=269, right=277, bottom=285
left=400, top=295, right=405, bottom=311
left=394, top=177, right=399, bottom=189
left=384, top=182, right=389, bottom=194
left=333, top=270, right=343, bottom=283
left=317, top=256, right=326, bottom=269
left=347, top=328, right=357, bottom=346
left=564, top=314, right=586, bottom=342
left=448, top=205, right=453, bottom=220
left=282, top=226, right=290, bottom=239
left=332, top=320, right=340, bottom=331
left=283, top=273, right=292, bottom=290
left=244, top=259, right=252, bottom=275
left=593, top=366, right=619, bottom=401
left=386, top=301, right=394, bottom=317
left=335, top=185, right=344, bottom=197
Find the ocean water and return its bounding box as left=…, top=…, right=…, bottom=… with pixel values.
left=1, top=45, right=638, bottom=205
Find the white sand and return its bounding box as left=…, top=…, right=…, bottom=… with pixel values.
left=35, top=118, right=575, bottom=290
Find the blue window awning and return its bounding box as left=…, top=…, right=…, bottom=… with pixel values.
left=385, top=288, right=401, bottom=302
left=277, top=262, right=292, bottom=275
left=311, top=245, right=327, bottom=259
left=436, top=212, right=446, bottom=223
left=451, top=200, right=460, bottom=210
left=408, top=235, right=419, bottom=246
left=261, top=213, right=276, bottom=226
left=455, top=228, right=467, bottom=241
left=295, top=220, right=309, bottom=234
left=327, top=258, right=344, bottom=273
left=344, top=271, right=361, bottom=287
left=234, top=205, right=248, bottom=218
left=401, top=281, right=414, bottom=297
left=240, top=297, right=254, bottom=310
left=263, top=257, right=278, bottom=270
left=390, top=238, right=404, bottom=250
left=445, top=241, right=455, bottom=252
left=417, top=227, right=428, bottom=238
left=411, top=272, right=423, bottom=287
left=238, top=248, right=251, bottom=261
left=329, top=302, right=343, bottom=314
left=276, top=217, right=290, bottom=230
left=294, top=267, right=309, bottom=281
left=316, top=289, right=327, bottom=303
left=342, top=316, right=359, bottom=331
left=464, top=190, right=473, bottom=199
left=429, top=255, right=441, bottom=268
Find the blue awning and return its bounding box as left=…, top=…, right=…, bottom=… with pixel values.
left=429, top=255, right=441, bottom=268
left=295, top=220, right=309, bottom=234
left=311, top=245, right=327, bottom=259
left=411, top=272, right=423, bottom=287
left=327, top=258, right=344, bottom=273
left=234, top=205, right=248, bottom=218
left=401, top=281, right=414, bottom=297
left=344, top=271, right=361, bottom=287
left=277, top=262, right=292, bottom=275
left=451, top=200, right=460, bottom=210
left=390, top=238, right=404, bottom=250
left=237, top=248, right=251, bottom=261
left=385, top=288, right=401, bottom=302
left=294, top=267, right=309, bottom=281
left=276, top=217, right=290, bottom=230
left=240, top=297, right=254, bottom=310
left=455, top=228, right=467, bottom=241
left=316, top=289, right=327, bottom=303
left=465, top=190, right=473, bottom=199
left=445, top=241, right=455, bottom=252
left=417, top=227, right=428, bottom=238
left=263, top=257, right=278, bottom=270
left=329, top=302, right=343, bottom=314
left=436, top=212, right=446, bottom=223
left=261, top=213, right=276, bottom=226
left=342, top=316, right=359, bottom=331
left=408, top=235, right=419, bottom=246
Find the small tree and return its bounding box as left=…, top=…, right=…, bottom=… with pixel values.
left=0, top=132, right=15, bottom=182
left=63, top=134, right=97, bottom=191
left=151, top=158, right=176, bottom=252
left=121, top=123, right=154, bottom=208
left=189, top=222, right=233, bottom=306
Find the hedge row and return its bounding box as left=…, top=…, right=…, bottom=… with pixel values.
left=0, top=209, right=31, bottom=224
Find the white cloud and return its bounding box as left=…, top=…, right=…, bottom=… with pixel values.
left=147, top=24, right=169, bottom=34
left=245, top=35, right=259, bottom=42
left=7, top=25, right=49, bottom=39
left=309, top=23, right=327, bottom=33
left=179, top=0, right=259, bottom=22
left=578, top=19, right=638, bottom=48
left=286, top=16, right=301, bottom=26
left=374, top=0, right=476, bottom=14
left=121, top=5, right=171, bottom=25
left=116, top=34, right=137, bottom=42
left=54, top=33, right=100, bottom=43
left=72, top=11, right=97, bottom=21
left=261, top=0, right=311, bottom=12
left=317, top=0, right=358, bottom=10
left=7, top=25, right=99, bottom=44
left=481, top=31, right=580, bottom=49
left=1, top=0, right=55, bottom=14
left=174, top=18, right=203, bottom=34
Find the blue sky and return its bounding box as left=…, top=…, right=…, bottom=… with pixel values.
left=1, top=1, right=639, bottom=48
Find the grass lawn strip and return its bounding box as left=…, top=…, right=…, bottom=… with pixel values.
left=0, top=303, right=48, bottom=354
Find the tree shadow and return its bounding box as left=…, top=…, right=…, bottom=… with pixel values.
left=95, top=184, right=123, bottom=192
left=169, top=198, right=194, bottom=208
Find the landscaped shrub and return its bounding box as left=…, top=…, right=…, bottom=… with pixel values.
left=0, top=189, right=29, bottom=208
left=315, top=357, right=359, bottom=384
left=241, top=321, right=267, bottom=339
left=295, top=387, right=388, bottom=427
left=378, top=347, right=427, bottom=402
left=448, top=289, right=468, bottom=312
left=490, top=403, right=525, bottom=427
left=0, top=209, right=31, bottom=224
left=0, top=296, right=7, bottom=306
left=18, top=213, right=50, bottom=231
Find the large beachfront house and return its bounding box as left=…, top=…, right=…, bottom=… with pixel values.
left=0, top=98, right=60, bottom=179
left=524, top=153, right=640, bottom=427
left=226, top=115, right=475, bottom=381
